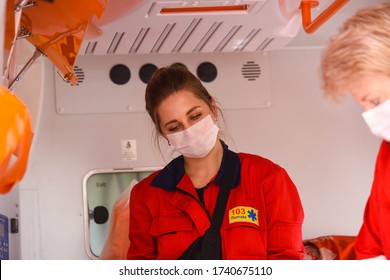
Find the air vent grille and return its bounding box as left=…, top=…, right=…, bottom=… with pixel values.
left=129, top=28, right=150, bottom=54
left=67, top=66, right=85, bottom=86
left=241, top=61, right=261, bottom=81
left=257, top=38, right=274, bottom=51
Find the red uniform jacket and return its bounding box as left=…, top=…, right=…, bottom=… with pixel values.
left=355, top=141, right=390, bottom=259
left=128, top=143, right=304, bottom=260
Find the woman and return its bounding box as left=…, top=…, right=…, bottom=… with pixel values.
left=127, top=65, right=304, bottom=260
left=320, top=3, right=390, bottom=260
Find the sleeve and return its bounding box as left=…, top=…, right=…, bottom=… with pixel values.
left=355, top=192, right=383, bottom=259
left=355, top=146, right=386, bottom=260
left=263, top=167, right=305, bottom=260
left=127, top=183, right=157, bottom=259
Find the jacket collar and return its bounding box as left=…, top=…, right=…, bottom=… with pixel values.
left=151, top=140, right=241, bottom=191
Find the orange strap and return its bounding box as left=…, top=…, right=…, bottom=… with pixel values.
left=0, top=86, right=33, bottom=194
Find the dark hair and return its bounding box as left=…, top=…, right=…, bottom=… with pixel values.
left=145, top=65, right=215, bottom=134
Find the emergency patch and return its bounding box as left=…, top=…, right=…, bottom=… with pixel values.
left=229, top=206, right=259, bottom=225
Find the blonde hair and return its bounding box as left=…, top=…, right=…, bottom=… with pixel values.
left=320, top=3, right=390, bottom=100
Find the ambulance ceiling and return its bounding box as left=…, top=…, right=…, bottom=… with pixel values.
left=5, top=0, right=350, bottom=87
left=80, top=0, right=305, bottom=55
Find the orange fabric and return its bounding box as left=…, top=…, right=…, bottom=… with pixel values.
left=99, top=187, right=131, bottom=260
left=303, top=235, right=356, bottom=260
left=0, top=86, right=32, bottom=194
left=20, top=0, right=105, bottom=84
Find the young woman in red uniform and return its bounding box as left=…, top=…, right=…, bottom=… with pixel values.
left=127, top=65, right=304, bottom=260
left=320, top=3, right=390, bottom=260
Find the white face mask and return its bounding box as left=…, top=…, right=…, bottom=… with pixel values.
left=362, top=99, right=390, bottom=142
left=166, top=114, right=219, bottom=158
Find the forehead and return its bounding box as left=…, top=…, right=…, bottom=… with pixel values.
left=350, top=74, right=390, bottom=100
left=157, top=89, right=208, bottom=119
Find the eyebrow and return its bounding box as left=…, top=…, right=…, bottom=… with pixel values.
left=163, top=106, right=202, bottom=129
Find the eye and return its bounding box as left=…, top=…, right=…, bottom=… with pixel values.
left=190, top=113, right=202, bottom=121
left=369, top=97, right=381, bottom=106
left=167, top=123, right=181, bottom=132
left=361, top=93, right=382, bottom=110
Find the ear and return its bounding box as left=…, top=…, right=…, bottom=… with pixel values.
left=210, top=97, right=218, bottom=121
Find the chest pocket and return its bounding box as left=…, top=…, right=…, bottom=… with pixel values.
left=150, top=213, right=193, bottom=236
left=150, top=212, right=195, bottom=259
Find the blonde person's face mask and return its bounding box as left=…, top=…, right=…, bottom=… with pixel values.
left=166, top=114, right=219, bottom=158
left=362, top=99, right=390, bottom=142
